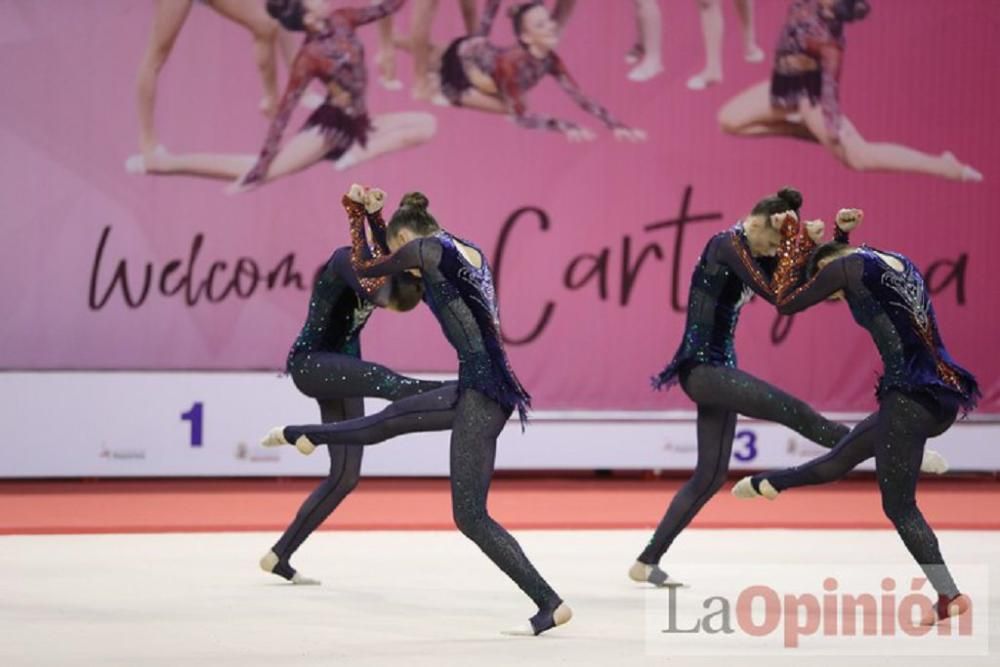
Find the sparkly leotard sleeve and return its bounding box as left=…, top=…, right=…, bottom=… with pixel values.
left=549, top=55, right=626, bottom=131
left=242, top=41, right=324, bottom=186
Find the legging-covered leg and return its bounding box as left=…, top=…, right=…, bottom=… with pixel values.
left=290, top=351, right=445, bottom=402
left=875, top=393, right=958, bottom=597
left=683, top=365, right=849, bottom=449
left=449, top=390, right=564, bottom=631
left=286, top=384, right=459, bottom=446
left=267, top=397, right=364, bottom=582
left=638, top=404, right=737, bottom=564
left=754, top=412, right=880, bottom=492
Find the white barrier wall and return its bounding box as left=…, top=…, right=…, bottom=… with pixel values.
left=2, top=372, right=997, bottom=477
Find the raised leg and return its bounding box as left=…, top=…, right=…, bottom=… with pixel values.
left=334, top=112, right=438, bottom=171
left=284, top=384, right=459, bottom=447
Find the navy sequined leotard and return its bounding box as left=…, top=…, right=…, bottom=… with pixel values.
left=752, top=237, right=978, bottom=603
left=286, top=247, right=377, bottom=370
left=285, top=220, right=563, bottom=627
left=638, top=222, right=849, bottom=568
left=354, top=231, right=530, bottom=424
left=653, top=224, right=778, bottom=389
left=777, top=246, right=979, bottom=410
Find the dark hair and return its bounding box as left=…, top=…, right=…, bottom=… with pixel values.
left=806, top=241, right=850, bottom=279
left=389, top=273, right=424, bottom=312
left=750, top=186, right=803, bottom=218
left=834, top=0, right=870, bottom=23
left=266, top=0, right=306, bottom=32
left=509, top=2, right=541, bottom=40
left=387, top=192, right=440, bottom=238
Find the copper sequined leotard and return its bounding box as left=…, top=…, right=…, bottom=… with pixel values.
left=244, top=0, right=405, bottom=184
left=770, top=0, right=869, bottom=138
left=438, top=0, right=628, bottom=132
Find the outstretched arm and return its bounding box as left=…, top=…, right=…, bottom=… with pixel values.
left=354, top=237, right=443, bottom=278
left=551, top=57, right=627, bottom=131
left=495, top=57, right=579, bottom=133
left=240, top=41, right=320, bottom=187
left=775, top=256, right=851, bottom=315
left=716, top=232, right=778, bottom=304
left=341, top=0, right=406, bottom=27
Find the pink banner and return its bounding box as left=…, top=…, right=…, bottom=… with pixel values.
left=1, top=0, right=997, bottom=412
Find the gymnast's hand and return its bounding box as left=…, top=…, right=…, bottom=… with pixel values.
left=346, top=184, right=387, bottom=214
left=835, top=208, right=863, bottom=232
left=804, top=219, right=825, bottom=244
left=613, top=127, right=648, bottom=143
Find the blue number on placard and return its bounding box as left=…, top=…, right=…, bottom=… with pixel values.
left=181, top=402, right=204, bottom=447
left=733, top=430, right=757, bottom=462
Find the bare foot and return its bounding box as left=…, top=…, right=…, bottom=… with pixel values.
left=942, top=151, right=983, bottom=182
left=259, top=95, right=278, bottom=118
left=744, top=44, right=765, bottom=63
left=920, top=593, right=972, bottom=626
left=125, top=145, right=169, bottom=174
left=686, top=70, right=722, bottom=91
left=628, top=58, right=663, bottom=82
left=412, top=76, right=440, bottom=103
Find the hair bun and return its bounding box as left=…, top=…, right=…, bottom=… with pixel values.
left=401, top=191, right=429, bottom=211
left=777, top=187, right=803, bottom=210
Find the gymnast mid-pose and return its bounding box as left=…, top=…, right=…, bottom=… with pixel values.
left=265, top=188, right=572, bottom=636
left=437, top=0, right=646, bottom=142
left=718, top=0, right=981, bottom=181
left=631, top=187, right=946, bottom=588
left=126, top=0, right=436, bottom=192
left=733, top=207, right=979, bottom=625
left=260, top=186, right=446, bottom=585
